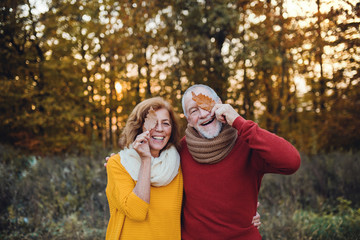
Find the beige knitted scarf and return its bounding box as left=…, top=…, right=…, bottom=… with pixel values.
left=185, top=124, right=238, bottom=164
left=119, top=145, right=180, bottom=187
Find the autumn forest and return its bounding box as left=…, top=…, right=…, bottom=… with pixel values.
left=1, top=0, right=359, bottom=239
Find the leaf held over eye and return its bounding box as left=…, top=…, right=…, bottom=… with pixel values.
left=144, top=107, right=157, bottom=131
left=191, top=92, right=216, bottom=112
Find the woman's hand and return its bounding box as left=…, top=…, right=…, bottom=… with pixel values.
left=133, top=131, right=152, bottom=159
left=103, top=131, right=151, bottom=168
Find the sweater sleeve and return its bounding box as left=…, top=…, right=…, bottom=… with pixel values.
left=106, top=154, right=149, bottom=221
left=232, top=116, right=301, bottom=174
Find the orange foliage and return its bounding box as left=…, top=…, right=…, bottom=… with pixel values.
left=191, top=92, right=216, bottom=112
left=144, top=107, right=157, bottom=131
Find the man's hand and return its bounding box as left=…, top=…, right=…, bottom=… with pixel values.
left=252, top=202, right=261, bottom=229
left=211, top=103, right=240, bottom=126
left=252, top=211, right=261, bottom=229
left=104, top=153, right=115, bottom=167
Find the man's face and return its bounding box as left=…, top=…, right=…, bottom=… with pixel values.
left=184, top=88, right=222, bottom=139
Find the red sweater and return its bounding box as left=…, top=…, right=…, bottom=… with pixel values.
left=180, top=116, right=301, bottom=240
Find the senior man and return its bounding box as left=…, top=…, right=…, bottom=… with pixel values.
left=180, top=84, right=301, bottom=240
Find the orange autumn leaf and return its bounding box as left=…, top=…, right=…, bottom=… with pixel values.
left=144, top=107, right=157, bottom=131
left=191, top=92, right=216, bottom=112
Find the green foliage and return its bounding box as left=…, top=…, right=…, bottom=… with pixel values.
left=258, top=151, right=360, bottom=240
left=0, top=144, right=32, bottom=234
left=294, top=198, right=360, bottom=240
left=0, top=144, right=109, bottom=239
left=2, top=144, right=360, bottom=239
left=259, top=197, right=360, bottom=240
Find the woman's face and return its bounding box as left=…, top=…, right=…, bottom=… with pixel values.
left=143, top=108, right=172, bottom=157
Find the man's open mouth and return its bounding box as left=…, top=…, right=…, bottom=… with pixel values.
left=200, top=117, right=215, bottom=126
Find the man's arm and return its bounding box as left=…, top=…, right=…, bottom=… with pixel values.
left=234, top=116, right=300, bottom=174
left=212, top=103, right=300, bottom=174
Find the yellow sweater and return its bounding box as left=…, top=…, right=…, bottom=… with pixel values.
left=105, top=154, right=183, bottom=240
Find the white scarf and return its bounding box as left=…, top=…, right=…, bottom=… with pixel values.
left=119, top=145, right=180, bottom=187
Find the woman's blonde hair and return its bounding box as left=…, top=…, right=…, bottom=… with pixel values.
left=119, top=97, right=181, bottom=151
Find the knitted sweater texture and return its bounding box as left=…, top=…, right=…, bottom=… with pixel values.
left=105, top=154, right=183, bottom=240
left=180, top=116, right=301, bottom=240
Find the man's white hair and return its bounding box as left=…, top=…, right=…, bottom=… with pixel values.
left=181, top=84, right=221, bottom=118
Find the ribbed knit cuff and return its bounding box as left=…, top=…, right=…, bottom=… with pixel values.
left=232, top=116, right=246, bottom=130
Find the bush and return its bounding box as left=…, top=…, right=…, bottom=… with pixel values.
left=294, top=197, right=360, bottom=240
left=0, top=144, right=33, bottom=237
left=0, top=144, right=110, bottom=239
left=258, top=151, right=360, bottom=240
left=1, top=143, right=360, bottom=239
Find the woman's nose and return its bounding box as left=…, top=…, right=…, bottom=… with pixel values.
left=155, top=122, right=163, bottom=131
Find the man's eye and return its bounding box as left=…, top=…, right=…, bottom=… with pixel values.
left=190, top=109, right=198, bottom=114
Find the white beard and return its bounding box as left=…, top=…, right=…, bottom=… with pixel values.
left=195, top=119, right=222, bottom=139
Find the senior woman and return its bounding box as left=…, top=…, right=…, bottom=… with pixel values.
left=105, top=97, right=182, bottom=239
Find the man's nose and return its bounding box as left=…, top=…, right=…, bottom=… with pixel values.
left=199, top=108, right=210, bottom=118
